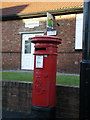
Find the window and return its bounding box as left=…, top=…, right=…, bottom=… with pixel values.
left=25, top=39, right=31, bottom=54
left=75, top=13, right=83, bottom=49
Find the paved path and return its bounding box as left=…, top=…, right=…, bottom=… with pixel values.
left=2, top=109, right=31, bottom=119
left=2, top=70, right=80, bottom=76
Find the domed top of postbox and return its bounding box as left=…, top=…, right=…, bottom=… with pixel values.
left=31, top=36, right=62, bottom=44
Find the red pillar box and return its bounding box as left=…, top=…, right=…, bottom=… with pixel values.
left=31, top=36, right=61, bottom=119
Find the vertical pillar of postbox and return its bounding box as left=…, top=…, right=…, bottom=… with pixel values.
left=31, top=36, right=61, bottom=119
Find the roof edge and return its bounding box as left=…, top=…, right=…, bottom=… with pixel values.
left=1, top=7, right=83, bottom=21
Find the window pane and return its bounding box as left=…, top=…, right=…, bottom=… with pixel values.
left=75, top=13, right=83, bottom=49
left=25, top=40, right=31, bottom=54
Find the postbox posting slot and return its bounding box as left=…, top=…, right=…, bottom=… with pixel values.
left=35, top=48, right=46, bottom=51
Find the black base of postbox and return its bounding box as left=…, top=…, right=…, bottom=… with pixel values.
left=80, top=60, right=90, bottom=120
left=31, top=106, right=56, bottom=120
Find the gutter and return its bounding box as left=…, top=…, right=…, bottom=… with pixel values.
left=1, top=7, right=83, bottom=21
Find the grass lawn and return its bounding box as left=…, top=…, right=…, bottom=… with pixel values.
left=2, top=72, right=33, bottom=82
left=56, top=74, right=79, bottom=86
left=2, top=72, right=80, bottom=86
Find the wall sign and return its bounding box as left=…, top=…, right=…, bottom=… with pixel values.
left=25, top=21, right=39, bottom=28
left=47, top=30, right=57, bottom=36
left=36, top=56, right=43, bottom=68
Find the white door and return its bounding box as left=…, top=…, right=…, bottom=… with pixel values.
left=21, top=33, right=44, bottom=70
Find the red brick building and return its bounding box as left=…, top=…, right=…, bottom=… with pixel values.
left=1, top=2, right=83, bottom=74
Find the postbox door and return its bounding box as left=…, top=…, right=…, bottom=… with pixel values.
left=32, top=55, right=57, bottom=107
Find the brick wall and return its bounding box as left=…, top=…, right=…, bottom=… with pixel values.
left=55, top=14, right=82, bottom=74
left=2, top=14, right=82, bottom=73
left=2, top=81, right=32, bottom=114
left=2, top=81, right=79, bottom=119
left=57, top=52, right=82, bottom=73
left=2, top=53, right=21, bottom=70
left=2, top=20, right=22, bottom=70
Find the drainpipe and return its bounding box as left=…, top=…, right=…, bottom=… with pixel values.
left=80, top=1, right=90, bottom=120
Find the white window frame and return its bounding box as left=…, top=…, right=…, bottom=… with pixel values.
left=75, top=13, right=83, bottom=50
